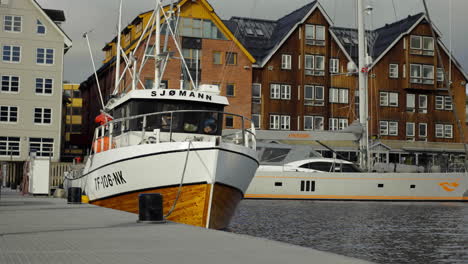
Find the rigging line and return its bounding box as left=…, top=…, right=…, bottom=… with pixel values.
left=421, top=0, right=468, bottom=174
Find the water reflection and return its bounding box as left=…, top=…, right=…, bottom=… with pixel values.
left=227, top=200, right=468, bottom=264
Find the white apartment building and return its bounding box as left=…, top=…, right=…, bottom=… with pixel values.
left=0, top=0, right=72, bottom=162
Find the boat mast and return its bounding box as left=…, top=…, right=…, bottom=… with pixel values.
left=357, top=0, right=369, bottom=171
left=115, top=0, right=123, bottom=93
left=154, top=0, right=161, bottom=90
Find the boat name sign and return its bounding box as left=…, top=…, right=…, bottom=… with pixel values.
left=151, top=90, right=212, bottom=102
left=94, top=171, right=127, bottom=191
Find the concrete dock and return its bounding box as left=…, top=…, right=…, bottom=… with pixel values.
left=0, top=189, right=373, bottom=264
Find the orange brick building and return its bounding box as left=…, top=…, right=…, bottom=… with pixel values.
left=80, top=0, right=255, bottom=144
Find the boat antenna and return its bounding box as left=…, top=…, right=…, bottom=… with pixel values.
left=114, top=0, right=123, bottom=94
left=154, top=0, right=161, bottom=90
left=83, top=30, right=105, bottom=110
left=421, top=0, right=468, bottom=171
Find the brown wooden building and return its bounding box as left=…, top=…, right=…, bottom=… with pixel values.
left=79, top=0, right=255, bottom=145
left=228, top=1, right=467, bottom=145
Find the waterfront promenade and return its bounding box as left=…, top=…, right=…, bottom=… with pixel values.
left=0, top=189, right=372, bottom=264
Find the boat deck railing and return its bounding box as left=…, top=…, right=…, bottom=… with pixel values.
left=92, top=110, right=256, bottom=154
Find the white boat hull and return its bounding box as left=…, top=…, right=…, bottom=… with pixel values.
left=246, top=171, right=468, bottom=201
left=66, top=141, right=258, bottom=228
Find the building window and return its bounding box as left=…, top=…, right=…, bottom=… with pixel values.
left=252, top=83, right=261, bottom=99
left=435, top=96, right=453, bottom=111
left=389, top=64, right=399, bottom=78
left=0, top=137, right=20, bottom=157
left=281, top=116, right=290, bottom=130
left=422, top=65, right=434, bottom=84
left=406, top=122, right=415, bottom=137
left=270, top=115, right=280, bottom=130
left=329, top=118, right=348, bottom=131
left=0, top=105, right=18, bottom=123
left=304, top=116, right=324, bottom=130
left=410, top=35, right=434, bottom=56
left=225, top=116, right=234, bottom=128
left=380, top=92, right=398, bottom=107
left=444, top=124, right=453, bottom=138
left=226, top=83, right=235, bottom=97
left=437, top=68, right=444, bottom=82
left=34, top=108, right=52, bottom=124
left=435, top=124, right=453, bottom=139
left=35, top=78, right=53, bottom=95
left=36, top=48, right=54, bottom=65
left=281, top=85, right=291, bottom=100
left=305, top=55, right=325, bottom=76
left=419, top=95, right=428, bottom=113
left=304, top=85, right=324, bottom=106
left=213, top=51, right=222, bottom=64
left=4, top=15, right=21, bottom=32
left=269, top=115, right=290, bottom=130
left=226, top=52, right=237, bottom=65
left=329, top=88, right=348, bottom=104
left=1, top=75, right=19, bottom=93
left=406, top=93, right=415, bottom=111
left=179, top=17, right=226, bottom=40
left=29, top=138, right=54, bottom=157
left=380, top=121, right=398, bottom=136
left=410, top=64, right=434, bottom=84
left=330, top=58, right=339, bottom=73
left=270, top=84, right=290, bottom=100
left=252, top=114, right=260, bottom=129
left=419, top=123, right=427, bottom=138
left=281, top=54, right=292, bottom=70
left=305, top=24, right=325, bottom=45
left=2, top=45, right=21, bottom=62
left=36, top=19, right=46, bottom=34
left=270, top=84, right=280, bottom=99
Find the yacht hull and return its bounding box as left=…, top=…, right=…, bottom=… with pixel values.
left=246, top=171, right=468, bottom=201
left=67, top=142, right=258, bottom=229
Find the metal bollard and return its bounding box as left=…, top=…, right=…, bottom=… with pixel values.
left=137, top=193, right=165, bottom=224
left=67, top=187, right=82, bottom=204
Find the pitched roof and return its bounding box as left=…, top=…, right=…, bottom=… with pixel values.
left=227, top=1, right=318, bottom=66
left=43, top=9, right=66, bottom=22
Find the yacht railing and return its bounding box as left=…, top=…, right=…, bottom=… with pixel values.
left=92, top=110, right=256, bottom=154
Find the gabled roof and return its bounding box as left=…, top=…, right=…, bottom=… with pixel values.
left=228, top=1, right=330, bottom=67
left=32, top=0, right=72, bottom=49
left=331, top=13, right=424, bottom=64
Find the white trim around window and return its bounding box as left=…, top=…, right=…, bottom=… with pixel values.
left=406, top=122, right=415, bottom=137
left=0, top=105, right=18, bottom=123
left=35, top=77, right=53, bottom=95
left=3, top=15, right=22, bottom=32
left=389, top=64, right=399, bottom=78
left=33, top=107, right=52, bottom=125
left=304, top=85, right=324, bottom=106
left=304, top=115, right=324, bottom=130
left=419, top=123, right=427, bottom=138
left=380, top=121, right=398, bottom=136
left=252, top=114, right=261, bottom=129
left=2, top=45, right=21, bottom=63
left=281, top=54, right=292, bottom=70
left=1, top=75, right=20, bottom=93
left=36, top=48, right=55, bottom=65
left=330, top=58, right=339, bottom=73
left=329, top=88, right=348, bottom=104
left=380, top=92, right=398, bottom=107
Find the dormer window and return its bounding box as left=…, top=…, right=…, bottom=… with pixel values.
left=410, top=35, right=434, bottom=56
left=305, top=24, right=325, bottom=46
left=245, top=28, right=254, bottom=35
left=255, top=29, right=264, bottom=36
left=36, top=19, right=46, bottom=34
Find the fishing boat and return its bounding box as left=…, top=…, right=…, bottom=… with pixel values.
left=65, top=0, right=258, bottom=229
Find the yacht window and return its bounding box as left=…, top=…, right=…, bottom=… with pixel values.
left=301, top=162, right=333, bottom=172
left=260, top=148, right=290, bottom=162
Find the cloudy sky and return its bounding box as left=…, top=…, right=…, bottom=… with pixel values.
left=36, top=0, right=468, bottom=83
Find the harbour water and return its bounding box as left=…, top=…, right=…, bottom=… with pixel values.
left=228, top=200, right=468, bottom=264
